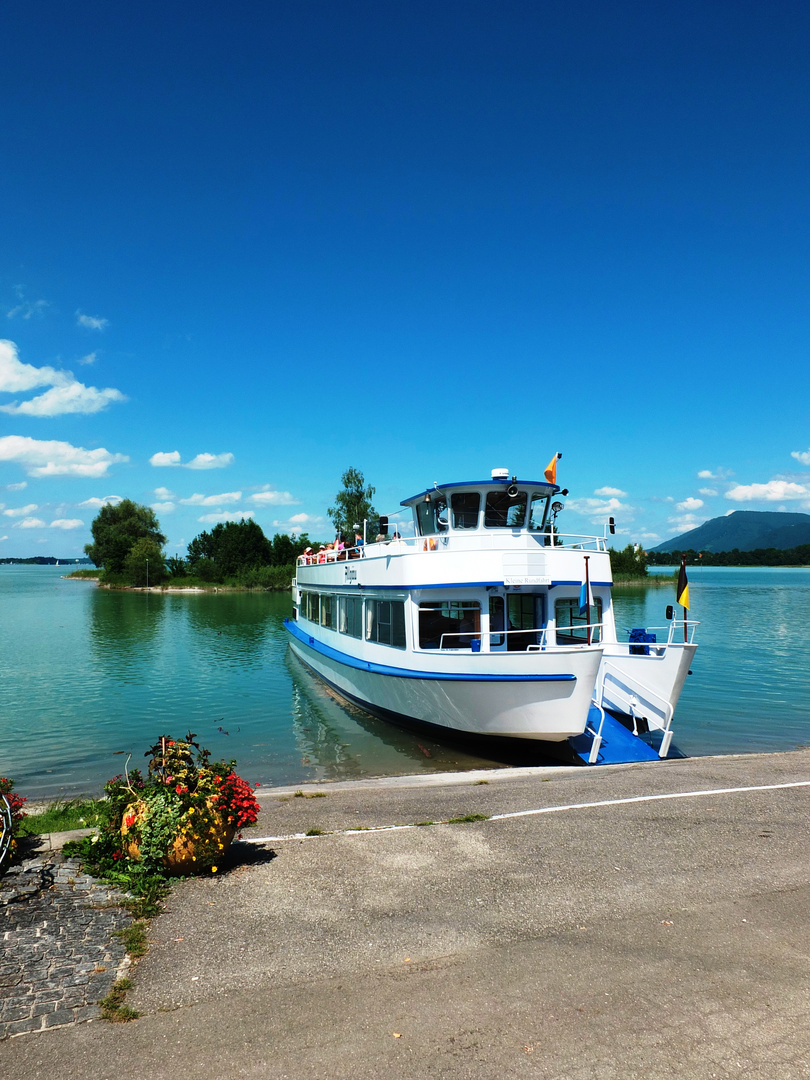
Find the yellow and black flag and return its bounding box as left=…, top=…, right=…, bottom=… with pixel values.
left=676, top=557, right=689, bottom=610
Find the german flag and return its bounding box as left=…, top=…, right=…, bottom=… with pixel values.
left=544, top=453, right=560, bottom=484
left=676, top=557, right=689, bottom=609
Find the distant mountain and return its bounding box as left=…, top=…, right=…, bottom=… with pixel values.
left=652, top=510, right=810, bottom=553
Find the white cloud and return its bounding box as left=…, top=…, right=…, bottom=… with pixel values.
left=13, top=517, right=46, bottom=529
left=725, top=480, right=810, bottom=502
left=50, top=519, right=83, bottom=530
left=149, top=451, right=234, bottom=470
left=0, top=339, right=61, bottom=392
left=197, top=511, right=255, bottom=524
left=565, top=496, right=629, bottom=523
left=667, top=513, right=707, bottom=533
left=150, top=451, right=182, bottom=467
left=76, top=311, right=109, bottom=330
left=153, top=487, right=175, bottom=499
left=271, top=512, right=326, bottom=534
left=249, top=490, right=300, bottom=506
left=78, top=352, right=97, bottom=366
left=187, top=452, right=234, bottom=470
left=593, top=486, right=627, bottom=497
left=698, top=467, right=733, bottom=481
left=636, top=531, right=662, bottom=543
left=151, top=502, right=175, bottom=513
left=6, top=289, right=49, bottom=320
left=0, top=340, right=125, bottom=416
left=78, top=495, right=122, bottom=509
left=3, top=481, right=27, bottom=491
left=0, top=435, right=128, bottom=477
left=1, top=382, right=126, bottom=417
left=2, top=503, right=39, bottom=517
left=0, top=535, right=7, bottom=542
left=698, top=487, right=718, bottom=497
left=676, top=497, right=704, bottom=513
left=791, top=448, right=810, bottom=466
left=180, top=491, right=242, bottom=506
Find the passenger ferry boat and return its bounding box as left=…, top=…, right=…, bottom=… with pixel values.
left=284, top=467, right=697, bottom=762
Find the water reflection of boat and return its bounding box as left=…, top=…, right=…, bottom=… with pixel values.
left=286, top=650, right=518, bottom=777
left=285, top=466, right=698, bottom=764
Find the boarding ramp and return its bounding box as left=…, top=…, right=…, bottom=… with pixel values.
left=568, top=703, right=682, bottom=766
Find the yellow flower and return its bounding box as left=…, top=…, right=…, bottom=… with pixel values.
left=211, top=866, right=217, bottom=873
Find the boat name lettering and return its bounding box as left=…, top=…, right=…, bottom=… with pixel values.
left=503, top=575, right=552, bottom=585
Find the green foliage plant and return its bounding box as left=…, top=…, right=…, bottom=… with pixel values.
left=99, top=978, right=139, bottom=1023
left=327, top=467, right=377, bottom=541
left=85, top=499, right=166, bottom=574
left=609, top=544, right=649, bottom=580
left=123, top=537, right=168, bottom=587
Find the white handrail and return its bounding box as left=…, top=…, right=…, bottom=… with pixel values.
left=597, top=660, right=675, bottom=758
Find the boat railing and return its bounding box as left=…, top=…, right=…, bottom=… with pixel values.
left=597, top=660, right=675, bottom=758
left=297, top=531, right=611, bottom=563
left=435, top=624, right=604, bottom=651
left=610, top=620, right=699, bottom=652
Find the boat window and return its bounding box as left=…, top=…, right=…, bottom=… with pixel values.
left=489, top=596, right=504, bottom=647
left=416, top=497, right=448, bottom=536
left=529, top=493, right=551, bottom=531
left=418, top=600, right=480, bottom=649
left=505, top=593, right=544, bottom=650
left=319, top=593, right=337, bottom=630
left=339, top=595, right=363, bottom=638
left=365, top=599, right=406, bottom=648
left=484, top=490, right=528, bottom=528
left=451, top=492, right=480, bottom=530
left=555, top=597, right=603, bottom=644
left=304, top=591, right=319, bottom=622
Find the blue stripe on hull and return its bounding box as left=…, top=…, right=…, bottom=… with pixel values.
left=284, top=618, right=576, bottom=683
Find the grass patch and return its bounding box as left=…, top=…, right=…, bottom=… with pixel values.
left=294, top=790, right=328, bottom=798
left=19, top=798, right=105, bottom=835
left=65, top=568, right=100, bottom=579
left=99, top=978, right=139, bottom=1023
left=474, top=779, right=490, bottom=785
left=114, top=921, right=149, bottom=959
left=446, top=813, right=490, bottom=824
left=305, top=828, right=326, bottom=836
left=415, top=820, right=436, bottom=827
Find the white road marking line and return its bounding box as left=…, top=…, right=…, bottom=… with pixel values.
left=244, top=779, right=810, bottom=844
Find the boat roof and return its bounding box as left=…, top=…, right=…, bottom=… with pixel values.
left=401, top=478, right=559, bottom=507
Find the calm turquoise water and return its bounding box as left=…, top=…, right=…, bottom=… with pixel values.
left=2, top=565, right=809, bottom=797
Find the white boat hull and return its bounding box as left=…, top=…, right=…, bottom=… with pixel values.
left=286, top=621, right=603, bottom=742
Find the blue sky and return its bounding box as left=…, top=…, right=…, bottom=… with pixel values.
left=2, top=0, right=809, bottom=557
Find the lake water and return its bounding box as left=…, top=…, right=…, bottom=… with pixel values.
left=2, top=565, right=809, bottom=797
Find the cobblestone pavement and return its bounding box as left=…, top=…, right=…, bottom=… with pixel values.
left=0, top=853, right=133, bottom=1040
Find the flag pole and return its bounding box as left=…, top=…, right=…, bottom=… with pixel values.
left=584, top=555, right=591, bottom=646
left=681, top=555, right=688, bottom=643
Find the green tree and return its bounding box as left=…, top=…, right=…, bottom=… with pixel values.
left=186, top=519, right=272, bottom=578
left=123, top=537, right=168, bottom=587
left=85, top=499, right=166, bottom=573
left=609, top=544, right=648, bottom=578
left=327, top=467, right=376, bottom=542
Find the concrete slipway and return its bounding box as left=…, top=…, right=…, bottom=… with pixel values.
left=3, top=749, right=810, bottom=1079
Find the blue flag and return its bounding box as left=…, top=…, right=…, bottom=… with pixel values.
left=579, top=577, right=593, bottom=616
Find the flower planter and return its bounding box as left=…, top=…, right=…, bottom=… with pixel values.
left=121, top=798, right=236, bottom=875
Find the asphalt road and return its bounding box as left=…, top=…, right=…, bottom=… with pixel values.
left=3, top=750, right=810, bottom=1079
